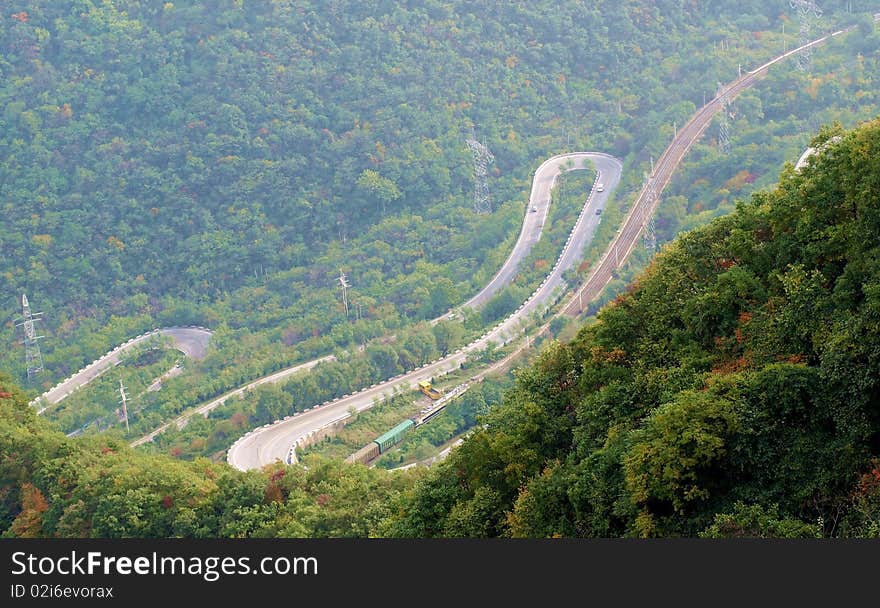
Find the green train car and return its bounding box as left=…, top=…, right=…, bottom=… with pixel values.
left=374, top=419, right=415, bottom=453
left=347, top=418, right=416, bottom=465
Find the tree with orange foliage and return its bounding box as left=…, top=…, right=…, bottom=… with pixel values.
left=10, top=483, right=48, bottom=537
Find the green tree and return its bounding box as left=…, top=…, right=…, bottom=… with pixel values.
left=356, top=170, right=402, bottom=216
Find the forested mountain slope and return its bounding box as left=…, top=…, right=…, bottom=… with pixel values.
left=383, top=119, right=880, bottom=538
left=2, top=119, right=880, bottom=538
left=1, top=0, right=823, bottom=386
left=0, top=373, right=421, bottom=537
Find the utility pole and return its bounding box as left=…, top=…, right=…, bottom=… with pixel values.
left=466, top=133, right=494, bottom=215
left=118, top=380, right=130, bottom=433
left=337, top=269, right=351, bottom=317
left=16, top=293, right=45, bottom=384
left=790, top=0, right=823, bottom=72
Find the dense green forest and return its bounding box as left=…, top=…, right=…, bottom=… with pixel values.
left=3, top=0, right=877, bottom=455
left=3, top=1, right=880, bottom=538
left=137, top=18, right=880, bottom=464
left=4, top=118, right=880, bottom=538
left=383, top=119, right=880, bottom=538
left=5, top=0, right=868, bottom=397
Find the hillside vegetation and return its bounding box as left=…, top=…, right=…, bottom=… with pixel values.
left=383, top=119, right=880, bottom=538
left=3, top=119, right=880, bottom=538
left=0, top=375, right=421, bottom=537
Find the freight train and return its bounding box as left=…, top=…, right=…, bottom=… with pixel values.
left=345, top=381, right=472, bottom=465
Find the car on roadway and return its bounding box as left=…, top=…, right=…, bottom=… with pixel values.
left=530, top=206, right=538, bottom=212
left=596, top=207, right=602, bottom=215
left=596, top=183, right=605, bottom=192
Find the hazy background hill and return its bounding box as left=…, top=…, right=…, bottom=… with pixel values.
left=4, top=0, right=863, bottom=387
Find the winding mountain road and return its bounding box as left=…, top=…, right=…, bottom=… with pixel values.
left=131, top=155, right=617, bottom=449
left=227, top=153, right=622, bottom=470
left=45, top=19, right=869, bottom=471
left=228, top=21, right=869, bottom=471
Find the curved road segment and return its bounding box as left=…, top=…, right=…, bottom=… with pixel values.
left=227, top=153, right=622, bottom=471
left=461, top=155, right=598, bottom=310
left=794, top=135, right=842, bottom=171
left=131, top=155, right=617, bottom=448
left=34, top=327, right=212, bottom=413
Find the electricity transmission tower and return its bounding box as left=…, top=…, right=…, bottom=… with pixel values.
left=643, top=172, right=658, bottom=254
left=644, top=215, right=657, bottom=255
left=717, top=82, right=732, bottom=155
left=15, top=293, right=45, bottom=384
left=337, top=269, right=351, bottom=317
left=118, top=380, right=130, bottom=432
left=790, top=0, right=823, bottom=72
left=466, top=136, right=494, bottom=214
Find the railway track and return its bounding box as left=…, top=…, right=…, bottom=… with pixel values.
left=561, top=24, right=856, bottom=317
